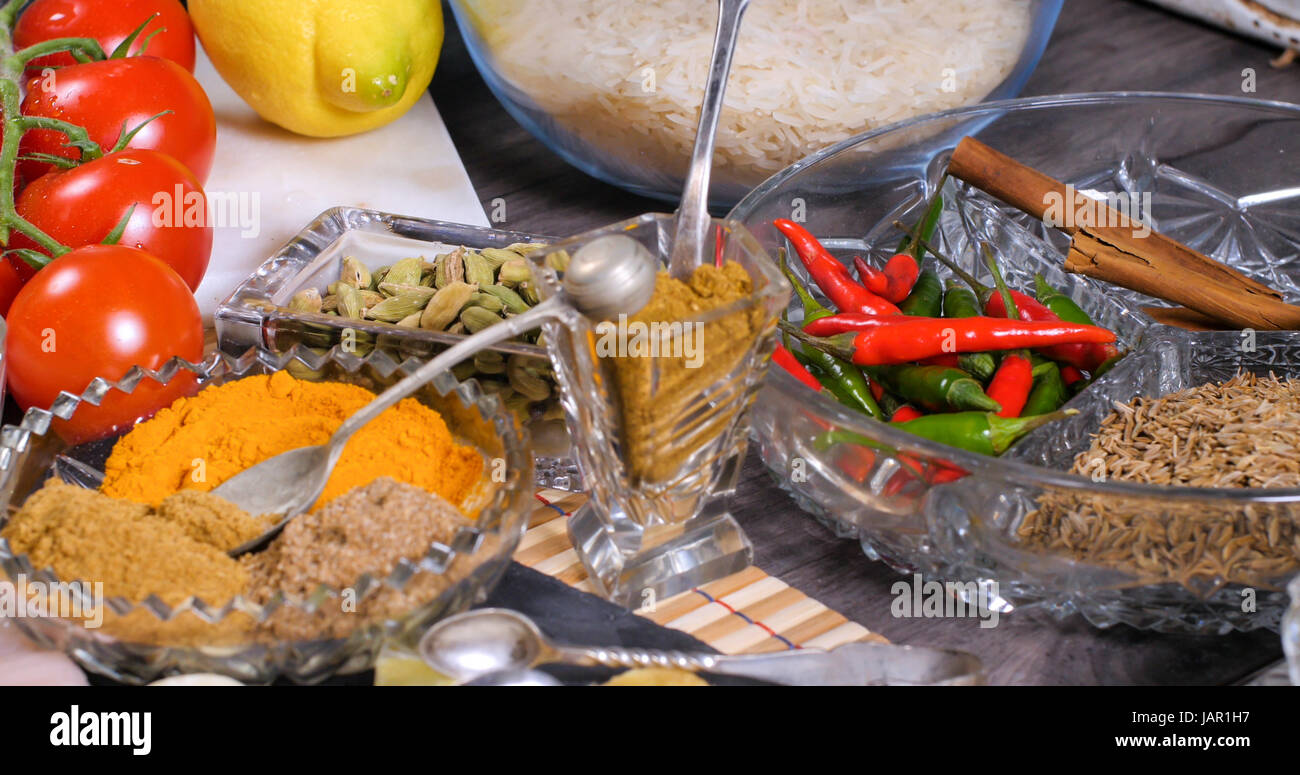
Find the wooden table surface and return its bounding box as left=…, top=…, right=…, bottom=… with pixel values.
left=428, top=0, right=1297, bottom=685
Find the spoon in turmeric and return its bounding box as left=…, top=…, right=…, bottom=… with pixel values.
left=218, top=235, right=658, bottom=556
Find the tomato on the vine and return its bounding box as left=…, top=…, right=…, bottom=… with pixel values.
left=19, top=56, right=216, bottom=183
left=11, top=149, right=213, bottom=290
left=0, top=258, right=26, bottom=317
left=5, top=244, right=203, bottom=444
left=14, top=0, right=196, bottom=75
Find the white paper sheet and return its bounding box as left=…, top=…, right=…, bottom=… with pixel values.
left=192, top=48, right=487, bottom=320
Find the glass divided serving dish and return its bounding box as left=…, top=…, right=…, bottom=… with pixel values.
left=0, top=347, right=533, bottom=684
left=730, top=92, right=1300, bottom=633
left=214, top=206, right=580, bottom=490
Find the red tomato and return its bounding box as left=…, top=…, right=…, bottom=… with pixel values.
left=5, top=245, right=203, bottom=444
left=14, top=0, right=196, bottom=74
left=0, top=258, right=27, bottom=317
left=19, top=56, right=216, bottom=183
left=11, top=149, right=213, bottom=290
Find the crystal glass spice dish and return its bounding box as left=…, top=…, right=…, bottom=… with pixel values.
left=0, top=346, right=533, bottom=684
left=214, top=206, right=580, bottom=490
left=730, top=92, right=1300, bottom=633
left=528, top=213, right=789, bottom=607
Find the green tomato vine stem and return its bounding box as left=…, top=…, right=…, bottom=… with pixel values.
left=0, top=0, right=113, bottom=265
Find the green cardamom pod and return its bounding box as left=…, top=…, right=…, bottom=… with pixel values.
left=451, top=361, right=477, bottom=382
left=474, top=349, right=506, bottom=374
left=286, top=348, right=330, bottom=381
left=460, top=306, right=502, bottom=333
left=395, top=312, right=423, bottom=329
left=507, top=354, right=551, bottom=401
left=340, top=256, right=372, bottom=290
left=366, top=292, right=431, bottom=323
left=497, top=259, right=532, bottom=288
left=288, top=288, right=322, bottom=314
left=358, top=289, right=385, bottom=308
left=337, top=284, right=365, bottom=319
left=463, top=250, right=496, bottom=288
left=420, top=281, right=477, bottom=331
left=506, top=242, right=548, bottom=257
left=503, top=392, right=533, bottom=418
left=447, top=321, right=466, bottom=335
left=320, top=294, right=339, bottom=313
left=479, top=247, right=521, bottom=269
left=378, top=282, right=437, bottom=303
left=372, top=265, right=391, bottom=286
left=516, top=281, right=541, bottom=306
left=545, top=249, right=570, bottom=272
left=435, top=249, right=466, bottom=289
left=477, top=283, right=530, bottom=314
left=385, top=257, right=424, bottom=287
left=467, top=292, right=506, bottom=313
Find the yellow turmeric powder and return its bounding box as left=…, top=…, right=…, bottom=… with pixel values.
left=100, top=371, right=484, bottom=510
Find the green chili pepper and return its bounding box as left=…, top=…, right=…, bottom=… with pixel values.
left=899, top=267, right=943, bottom=317
left=898, top=186, right=946, bottom=261
left=876, top=390, right=907, bottom=419
left=941, top=281, right=995, bottom=379
left=1033, top=274, right=1094, bottom=326
left=942, top=282, right=982, bottom=319
left=957, top=353, right=997, bottom=381
left=865, top=363, right=1001, bottom=413
left=892, top=409, right=1071, bottom=455
left=1022, top=363, right=1067, bottom=416
left=813, top=408, right=1071, bottom=456
left=782, top=254, right=883, bottom=419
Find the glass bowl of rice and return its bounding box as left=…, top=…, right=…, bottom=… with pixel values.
left=730, top=92, right=1300, bottom=634
left=0, top=346, right=534, bottom=684
left=449, top=0, right=1062, bottom=207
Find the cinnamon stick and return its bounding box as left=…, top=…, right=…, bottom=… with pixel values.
left=1140, top=306, right=1235, bottom=332
left=948, top=137, right=1296, bottom=329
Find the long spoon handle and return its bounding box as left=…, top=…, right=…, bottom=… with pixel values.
left=552, top=644, right=722, bottom=672
left=327, top=297, right=564, bottom=450
left=669, top=0, right=750, bottom=276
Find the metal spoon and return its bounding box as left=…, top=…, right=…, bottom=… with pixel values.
left=218, top=236, right=658, bottom=555
left=668, top=0, right=750, bottom=277
left=419, top=608, right=985, bottom=686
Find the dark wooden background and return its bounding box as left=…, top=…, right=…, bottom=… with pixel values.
left=429, top=0, right=1299, bottom=684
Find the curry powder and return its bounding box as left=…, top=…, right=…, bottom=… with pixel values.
left=100, top=371, right=483, bottom=510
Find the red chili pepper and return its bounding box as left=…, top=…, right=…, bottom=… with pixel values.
left=781, top=317, right=1116, bottom=367
left=929, top=467, right=968, bottom=485
left=853, top=255, right=889, bottom=296
left=834, top=444, right=876, bottom=483
left=869, top=377, right=884, bottom=401
left=773, top=343, right=822, bottom=391
left=881, top=252, right=921, bottom=303
left=1060, top=365, right=1085, bottom=386
left=985, top=352, right=1033, bottom=418
left=985, top=292, right=1106, bottom=371
left=802, top=312, right=902, bottom=337
left=774, top=219, right=900, bottom=315
left=890, top=406, right=924, bottom=423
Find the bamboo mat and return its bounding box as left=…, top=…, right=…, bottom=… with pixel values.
left=519, top=490, right=886, bottom=655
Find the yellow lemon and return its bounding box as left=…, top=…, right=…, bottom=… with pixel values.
left=189, top=0, right=443, bottom=137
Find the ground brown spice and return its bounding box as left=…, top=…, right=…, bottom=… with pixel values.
left=1, top=481, right=261, bottom=645
left=243, top=477, right=490, bottom=641
left=607, top=261, right=763, bottom=485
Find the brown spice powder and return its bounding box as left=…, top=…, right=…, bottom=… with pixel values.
left=1, top=481, right=262, bottom=645
left=243, top=477, right=489, bottom=641
left=608, top=261, right=764, bottom=485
